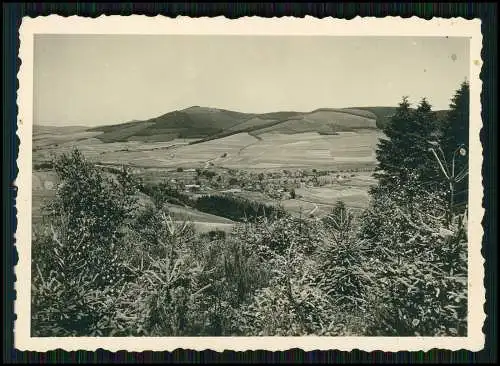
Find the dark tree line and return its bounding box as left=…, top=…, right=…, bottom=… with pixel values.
left=195, top=195, right=284, bottom=222
left=140, top=181, right=191, bottom=208
left=140, top=181, right=283, bottom=222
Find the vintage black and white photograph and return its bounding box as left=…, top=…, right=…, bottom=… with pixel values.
left=16, top=16, right=484, bottom=352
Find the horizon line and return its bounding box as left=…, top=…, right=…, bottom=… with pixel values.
left=34, top=103, right=451, bottom=128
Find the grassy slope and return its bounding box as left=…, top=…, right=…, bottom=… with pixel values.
left=253, top=109, right=377, bottom=135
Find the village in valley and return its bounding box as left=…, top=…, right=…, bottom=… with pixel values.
left=111, top=159, right=377, bottom=223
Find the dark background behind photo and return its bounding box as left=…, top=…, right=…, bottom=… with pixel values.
left=3, top=2, right=497, bottom=364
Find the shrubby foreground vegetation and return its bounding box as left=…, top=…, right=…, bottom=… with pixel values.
left=32, top=83, right=469, bottom=337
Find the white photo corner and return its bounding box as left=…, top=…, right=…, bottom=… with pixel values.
left=15, top=15, right=485, bottom=352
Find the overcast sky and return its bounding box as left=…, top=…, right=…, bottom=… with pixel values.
left=34, top=35, right=469, bottom=126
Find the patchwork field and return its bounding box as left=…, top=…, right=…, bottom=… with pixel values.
left=254, top=110, right=377, bottom=135
left=275, top=172, right=375, bottom=218
left=222, top=131, right=381, bottom=169
left=33, top=135, right=197, bottom=164
left=34, top=127, right=383, bottom=170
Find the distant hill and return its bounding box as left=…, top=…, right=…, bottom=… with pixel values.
left=89, top=107, right=251, bottom=143
left=352, top=107, right=399, bottom=129
left=252, top=108, right=377, bottom=135
left=353, top=106, right=449, bottom=129
left=88, top=105, right=449, bottom=143
left=89, top=107, right=305, bottom=143
left=34, top=125, right=92, bottom=134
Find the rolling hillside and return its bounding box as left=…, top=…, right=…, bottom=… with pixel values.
left=252, top=108, right=377, bottom=135
left=83, top=105, right=449, bottom=143
left=88, top=106, right=382, bottom=143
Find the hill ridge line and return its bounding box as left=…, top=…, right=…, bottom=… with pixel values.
left=82, top=106, right=448, bottom=144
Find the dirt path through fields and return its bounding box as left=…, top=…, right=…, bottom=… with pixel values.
left=237, top=135, right=261, bottom=156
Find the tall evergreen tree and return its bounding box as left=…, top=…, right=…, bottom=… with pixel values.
left=373, top=96, right=414, bottom=191
left=409, top=98, right=442, bottom=188
left=442, top=81, right=469, bottom=155
left=373, top=96, right=440, bottom=194
left=440, top=81, right=470, bottom=211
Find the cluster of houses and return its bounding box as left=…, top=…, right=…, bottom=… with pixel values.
left=162, top=167, right=369, bottom=201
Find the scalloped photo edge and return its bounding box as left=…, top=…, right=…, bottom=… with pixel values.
left=14, top=15, right=485, bottom=352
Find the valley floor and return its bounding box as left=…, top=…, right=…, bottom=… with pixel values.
left=33, top=130, right=381, bottom=229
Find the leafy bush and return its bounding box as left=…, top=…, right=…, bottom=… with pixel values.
left=94, top=206, right=201, bottom=336
left=32, top=149, right=139, bottom=335
left=31, top=218, right=131, bottom=336
left=46, top=149, right=138, bottom=252
left=115, top=212, right=272, bottom=336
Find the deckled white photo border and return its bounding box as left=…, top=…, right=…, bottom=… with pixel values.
left=15, top=15, right=485, bottom=352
